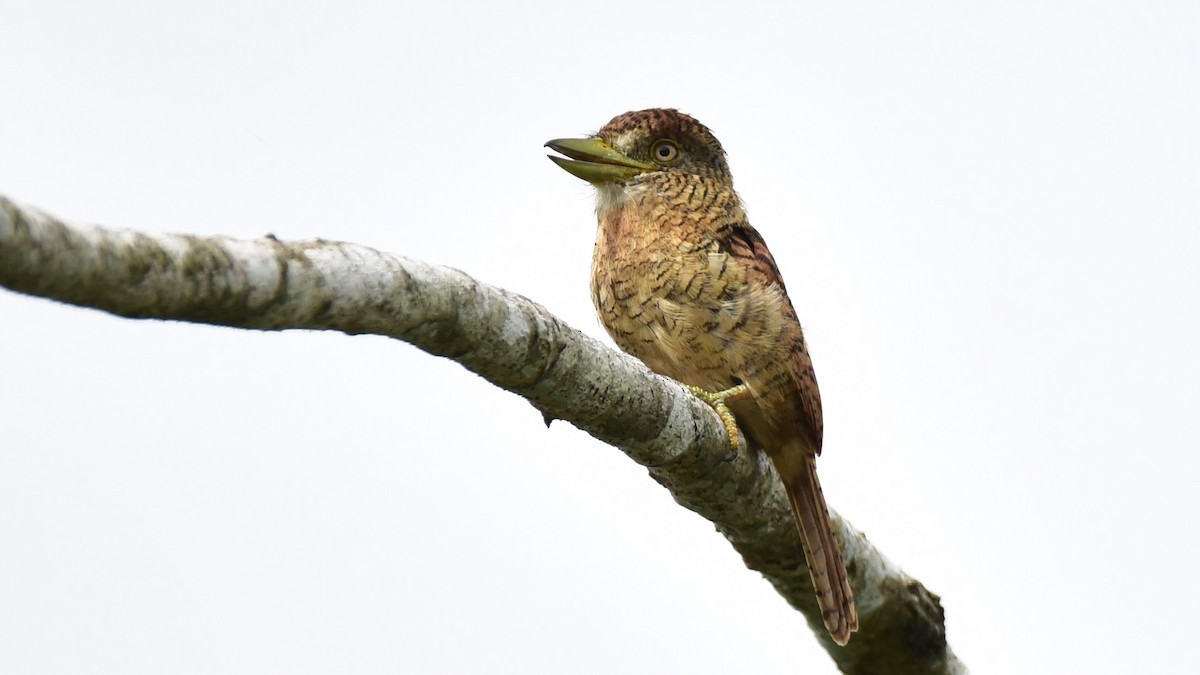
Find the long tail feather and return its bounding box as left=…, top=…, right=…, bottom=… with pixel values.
left=780, top=448, right=858, bottom=645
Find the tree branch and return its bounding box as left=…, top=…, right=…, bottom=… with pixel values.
left=0, top=194, right=965, bottom=674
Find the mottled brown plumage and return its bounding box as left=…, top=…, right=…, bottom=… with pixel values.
left=547, top=108, right=857, bottom=645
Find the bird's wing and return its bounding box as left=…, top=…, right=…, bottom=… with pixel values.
left=716, top=224, right=824, bottom=452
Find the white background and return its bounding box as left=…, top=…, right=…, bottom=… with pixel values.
left=2, top=2, right=1196, bottom=673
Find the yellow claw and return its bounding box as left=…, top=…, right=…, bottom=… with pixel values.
left=686, top=383, right=751, bottom=450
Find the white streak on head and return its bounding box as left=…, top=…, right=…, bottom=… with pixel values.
left=609, top=130, right=640, bottom=156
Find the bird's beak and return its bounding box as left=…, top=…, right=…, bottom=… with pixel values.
left=545, top=137, right=654, bottom=184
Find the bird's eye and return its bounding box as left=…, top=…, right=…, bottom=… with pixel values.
left=650, top=139, right=682, bottom=166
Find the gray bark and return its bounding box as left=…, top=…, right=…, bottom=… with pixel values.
left=0, top=194, right=966, bottom=674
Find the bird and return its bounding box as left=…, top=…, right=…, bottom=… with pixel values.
left=545, top=108, right=857, bottom=645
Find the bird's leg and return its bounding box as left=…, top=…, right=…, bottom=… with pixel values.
left=686, top=383, right=752, bottom=450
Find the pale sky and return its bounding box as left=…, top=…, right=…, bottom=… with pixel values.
left=2, top=2, right=1197, bottom=673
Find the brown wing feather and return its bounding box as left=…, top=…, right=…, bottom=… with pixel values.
left=716, top=224, right=824, bottom=453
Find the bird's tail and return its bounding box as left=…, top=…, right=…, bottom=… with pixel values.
left=780, top=448, right=858, bottom=645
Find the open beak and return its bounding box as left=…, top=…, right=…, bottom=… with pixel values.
left=545, top=137, right=654, bottom=184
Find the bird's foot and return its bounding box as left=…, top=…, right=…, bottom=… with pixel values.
left=686, top=384, right=751, bottom=450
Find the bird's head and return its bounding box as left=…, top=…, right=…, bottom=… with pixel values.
left=546, top=108, right=731, bottom=189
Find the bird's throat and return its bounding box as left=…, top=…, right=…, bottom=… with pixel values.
left=593, top=183, right=634, bottom=216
